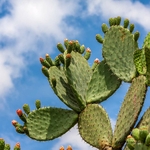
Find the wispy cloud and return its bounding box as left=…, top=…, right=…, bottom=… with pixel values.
left=86, top=0, right=150, bottom=31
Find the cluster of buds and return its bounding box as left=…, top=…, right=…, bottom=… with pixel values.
left=59, top=145, right=72, bottom=150
left=126, top=126, right=150, bottom=150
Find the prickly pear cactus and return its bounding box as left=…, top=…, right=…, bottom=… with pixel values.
left=11, top=16, right=150, bottom=150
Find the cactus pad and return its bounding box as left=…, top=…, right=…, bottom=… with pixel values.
left=143, top=32, right=150, bottom=49
left=65, top=51, right=92, bottom=108
left=137, top=107, right=150, bottom=131
left=86, top=60, right=121, bottom=103
left=78, top=104, right=113, bottom=149
left=48, top=66, right=82, bottom=112
left=102, top=24, right=137, bottom=82
left=26, top=107, right=78, bottom=141
left=112, top=75, right=147, bottom=149
left=145, top=47, right=150, bottom=86
left=134, top=48, right=147, bottom=75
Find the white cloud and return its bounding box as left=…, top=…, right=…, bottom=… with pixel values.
left=86, top=0, right=150, bottom=31
left=0, top=0, right=81, bottom=100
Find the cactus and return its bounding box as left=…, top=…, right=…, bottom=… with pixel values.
left=0, top=138, right=20, bottom=150
left=3, top=16, right=150, bottom=150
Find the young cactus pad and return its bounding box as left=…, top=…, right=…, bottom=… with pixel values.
left=100, top=18, right=138, bottom=82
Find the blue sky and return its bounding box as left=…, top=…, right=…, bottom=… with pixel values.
left=0, top=0, right=150, bottom=150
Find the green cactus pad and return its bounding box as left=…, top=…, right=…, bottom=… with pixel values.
left=134, top=49, right=147, bottom=75
left=65, top=51, right=92, bottom=109
left=143, top=32, right=150, bottom=48
left=112, top=75, right=147, bottom=149
left=102, top=25, right=137, bottom=82
left=145, top=47, right=150, bottom=86
left=26, top=107, right=78, bottom=141
left=48, top=66, right=82, bottom=112
left=78, top=104, right=113, bottom=149
left=86, top=60, right=121, bottom=103
left=137, top=107, right=150, bottom=131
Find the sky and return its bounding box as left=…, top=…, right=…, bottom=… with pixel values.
left=0, top=0, right=150, bottom=150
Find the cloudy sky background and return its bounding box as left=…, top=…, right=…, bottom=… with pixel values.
left=0, top=0, right=150, bottom=150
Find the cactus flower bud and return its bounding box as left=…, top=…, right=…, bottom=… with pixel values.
left=64, top=38, right=69, bottom=49
left=67, top=145, right=72, bottom=150
left=45, top=54, right=54, bottom=66
left=116, top=16, right=121, bottom=25
left=42, top=66, right=49, bottom=78
left=59, top=146, right=64, bottom=150
left=12, top=120, right=18, bottom=127
left=0, top=138, right=5, bottom=150
left=91, top=58, right=100, bottom=71
left=65, top=53, right=72, bottom=68
left=23, top=104, right=30, bottom=115
left=96, top=34, right=103, bottom=44
left=134, top=31, right=140, bottom=42
left=84, top=48, right=91, bottom=60
left=129, top=24, right=134, bottom=33
left=39, top=57, right=50, bottom=68
left=35, top=100, right=41, bottom=109
left=79, top=45, right=85, bottom=54
left=14, top=142, right=21, bottom=150
left=139, top=126, right=149, bottom=143
left=126, top=135, right=136, bottom=150
left=67, top=41, right=74, bottom=53
left=131, top=128, right=140, bottom=141
left=57, top=43, right=65, bottom=53
left=124, top=18, right=129, bottom=28
left=54, top=56, right=61, bottom=66
left=75, top=40, right=80, bottom=52
left=16, top=126, right=24, bottom=134
left=16, top=109, right=23, bottom=116
left=58, top=54, right=64, bottom=64
left=101, top=23, right=108, bottom=33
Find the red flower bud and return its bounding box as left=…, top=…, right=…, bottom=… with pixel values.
left=86, top=48, right=91, bottom=52
left=15, top=142, right=20, bottom=148
left=39, top=57, right=44, bottom=62
left=16, top=109, right=23, bottom=116
left=94, top=58, right=100, bottom=64
left=12, top=120, right=17, bottom=126
left=59, top=146, right=64, bottom=150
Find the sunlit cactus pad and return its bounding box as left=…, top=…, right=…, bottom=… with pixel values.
left=65, top=51, right=92, bottom=109
left=137, top=107, right=150, bottom=131
left=78, top=104, right=112, bottom=149
left=48, top=66, right=82, bottom=113
left=99, top=18, right=139, bottom=82
left=112, top=75, right=147, bottom=149
left=26, top=107, right=78, bottom=141
left=86, top=60, right=121, bottom=103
